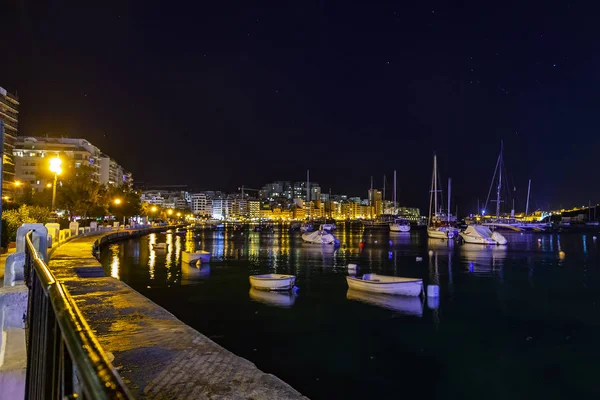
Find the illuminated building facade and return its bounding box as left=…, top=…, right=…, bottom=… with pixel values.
left=0, top=86, right=18, bottom=196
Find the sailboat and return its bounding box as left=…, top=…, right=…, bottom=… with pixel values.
left=427, top=154, right=456, bottom=240
left=460, top=143, right=508, bottom=244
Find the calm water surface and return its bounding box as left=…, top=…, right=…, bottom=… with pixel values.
left=99, top=227, right=600, bottom=399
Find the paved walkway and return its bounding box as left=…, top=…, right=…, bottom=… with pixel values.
left=49, top=233, right=306, bottom=399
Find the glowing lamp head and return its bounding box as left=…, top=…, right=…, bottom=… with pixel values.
left=167, top=209, right=174, bottom=215
left=151, top=206, right=158, bottom=212
left=114, top=198, right=122, bottom=205
left=176, top=212, right=181, bottom=217
left=49, top=157, right=62, bottom=175
left=14, top=180, right=21, bottom=187
left=46, top=183, right=53, bottom=188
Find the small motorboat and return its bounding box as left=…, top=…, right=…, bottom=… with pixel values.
left=389, top=219, right=411, bottom=232
left=249, top=274, right=296, bottom=291
left=181, top=250, right=211, bottom=264
left=152, top=243, right=168, bottom=250
left=428, top=226, right=456, bottom=239
left=459, top=225, right=507, bottom=245
left=346, top=289, right=423, bottom=316
left=346, top=274, right=423, bottom=296
left=302, top=226, right=339, bottom=245
left=249, top=288, right=297, bottom=307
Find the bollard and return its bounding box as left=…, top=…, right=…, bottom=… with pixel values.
left=427, top=285, right=439, bottom=297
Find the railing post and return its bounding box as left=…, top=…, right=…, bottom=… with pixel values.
left=17, top=224, right=48, bottom=263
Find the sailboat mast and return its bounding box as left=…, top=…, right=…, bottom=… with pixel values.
left=525, top=179, right=531, bottom=217
left=447, top=177, right=451, bottom=224
left=434, top=154, right=438, bottom=221
left=393, top=170, right=397, bottom=214
left=495, top=141, right=503, bottom=219
left=306, top=169, right=310, bottom=219
left=383, top=175, right=386, bottom=204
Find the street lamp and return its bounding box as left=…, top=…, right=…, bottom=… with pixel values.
left=151, top=206, right=157, bottom=212
left=114, top=198, right=122, bottom=205
left=167, top=209, right=173, bottom=216
left=49, top=156, right=62, bottom=211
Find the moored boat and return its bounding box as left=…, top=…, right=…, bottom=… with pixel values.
left=389, top=219, right=411, bottom=232
left=459, top=225, right=507, bottom=245
left=181, top=250, right=211, bottom=264
left=249, top=274, right=296, bottom=291
left=346, top=274, right=423, bottom=296
left=302, top=226, right=339, bottom=245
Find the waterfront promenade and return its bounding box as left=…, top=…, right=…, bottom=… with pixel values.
left=5, top=230, right=306, bottom=399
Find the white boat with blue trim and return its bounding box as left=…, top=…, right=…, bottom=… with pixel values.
left=249, top=274, right=296, bottom=291
left=346, top=274, right=423, bottom=296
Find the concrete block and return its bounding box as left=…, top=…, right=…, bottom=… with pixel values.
left=16, top=224, right=48, bottom=262
left=69, top=221, right=80, bottom=236
left=90, top=221, right=98, bottom=231
left=45, top=223, right=60, bottom=247
left=0, top=286, right=28, bottom=330
left=3, top=252, right=25, bottom=287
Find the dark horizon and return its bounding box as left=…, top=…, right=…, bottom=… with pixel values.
left=2, top=1, right=599, bottom=213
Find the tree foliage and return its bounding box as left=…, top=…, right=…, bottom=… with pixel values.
left=2, top=204, right=52, bottom=242
left=59, top=164, right=107, bottom=218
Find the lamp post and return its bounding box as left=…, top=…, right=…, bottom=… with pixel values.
left=113, top=198, right=125, bottom=227
left=49, top=156, right=62, bottom=211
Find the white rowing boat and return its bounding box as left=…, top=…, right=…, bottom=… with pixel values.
left=249, top=274, right=296, bottom=291
left=181, top=250, right=211, bottom=264
left=346, top=273, right=423, bottom=296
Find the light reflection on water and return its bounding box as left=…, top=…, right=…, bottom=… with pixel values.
left=100, top=226, right=600, bottom=399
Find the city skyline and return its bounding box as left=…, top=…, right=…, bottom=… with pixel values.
left=1, top=2, right=599, bottom=212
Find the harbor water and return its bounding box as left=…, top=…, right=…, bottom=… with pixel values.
left=99, top=227, right=600, bottom=399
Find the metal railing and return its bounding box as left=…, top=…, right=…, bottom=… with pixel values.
left=24, top=230, right=133, bottom=400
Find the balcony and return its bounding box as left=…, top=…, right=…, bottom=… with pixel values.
left=0, top=96, right=19, bottom=112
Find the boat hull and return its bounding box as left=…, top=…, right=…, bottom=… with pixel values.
left=302, top=231, right=339, bottom=245
left=428, top=228, right=453, bottom=239
left=390, top=223, right=410, bottom=232
left=346, top=275, right=423, bottom=296
left=249, top=274, right=296, bottom=291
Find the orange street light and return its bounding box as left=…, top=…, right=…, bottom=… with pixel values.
left=151, top=206, right=158, bottom=212
left=114, top=198, right=122, bottom=205
left=46, top=183, right=52, bottom=188
left=49, top=156, right=62, bottom=211
left=14, top=180, right=21, bottom=187
left=167, top=209, right=174, bottom=216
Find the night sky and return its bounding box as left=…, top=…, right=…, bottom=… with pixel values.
left=2, top=1, right=599, bottom=213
